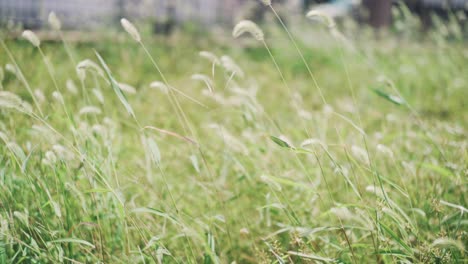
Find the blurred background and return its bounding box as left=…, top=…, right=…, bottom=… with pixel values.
left=0, top=0, right=467, bottom=34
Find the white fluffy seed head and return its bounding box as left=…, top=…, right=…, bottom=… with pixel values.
left=66, top=79, right=78, bottom=94
left=301, top=138, right=325, bottom=148
left=0, top=92, right=32, bottom=114
left=233, top=20, right=264, bottom=41
left=221, top=55, right=245, bottom=78
left=76, top=59, right=104, bottom=78
left=79, top=106, right=102, bottom=116
left=199, top=51, right=220, bottom=65
left=22, top=30, right=40, bottom=47
left=365, top=185, right=384, bottom=197
left=351, top=145, right=369, bottom=165
left=52, top=91, right=64, bottom=104
left=92, top=88, right=104, bottom=104
left=191, top=74, right=214, bottom=92
left=43, top=150, right=57, bottom=165
left=0, top=91, right=22, bottom=109
left=34, top=89, right=45, bottom=103
left=76, top=68, right=86, bottom=82
left=306, top=10, right=336, bottom=29
left=118, top=82, right=136, bottom=94
left=5, top=64, right=17, bottom=75
left=376, top=144, right=394, bottom=158
left=48, top=12, right=61, bottom=30
left=120, top=18, right=141, bottom=42
left=149, top=81, right=169, bottom=94
left=240, top=228, right=249, bottom=235
left=260, top=0, right=272, bottom=6
left=52, top=144, right=74, bottom=161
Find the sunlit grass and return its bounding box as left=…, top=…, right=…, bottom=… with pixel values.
left=0, top=9, right=466, bottom=263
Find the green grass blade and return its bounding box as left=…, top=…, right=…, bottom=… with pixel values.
left=94, top=50, right=135, bottom=118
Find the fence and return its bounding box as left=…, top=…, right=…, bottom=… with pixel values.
left=0, top=0, right=267, bottom=30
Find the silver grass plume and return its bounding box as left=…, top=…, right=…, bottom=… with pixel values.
left=233, top=20, right=264, bottom=41
left=22, top=30, right=40, bottom=47
left=120, top=18, right=141, bottom=42
left=48, top=12, right=61, bottom=30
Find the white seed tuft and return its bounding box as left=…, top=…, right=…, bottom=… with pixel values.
left=92, top=88, right=105, bottom=104
left=0, top=91, right=30, bottom=112
left=66, top=79, right=78, bottom=94
left=22, top=30, right=41, bottom=47
left=52, top=91, right=64, bottom=104
left=260, top=0, right=272, bottom=6
left=48, top=12, right=61, bottom=30
left=240, top=228, right=249, bottom=235
left=120, top=18, right=141, bottom=42
left=79, top=106, right=102, bottom=116
left=376, top=144, right=394, bottom=159
left=43, top=150, right=57, bottom=165
left=365, top=185, right=385, bottom=197
left=323, top=104, right=334, bottom=115
left=351, top=145, right=369, bottom=165
left=191, top=74, right=214, bottom=93
left=52, top=201, right=62, bottom=218
left=76, top=59, right=104, bottom=78
left=149, top=81, right=169, bottom=94
left=76, top=68, right=86, bottom=82
left=301, top=138, right=325, bottom=148
left=34, top=89, right=45, bottom=104
left=199, top=51, right=220, bottom=65
left=330, top=207, right=353, bottom=220
left=52, top=144, right=74, bottom=161
left=5, top=64, right=17, bottom=75
left=306, top=10, right=336, bottom=29
left=118, top=82, right=137, bottom=94
left=233, top=20, right=264, bottom=41
left=221, top=56, right=245, bottom=78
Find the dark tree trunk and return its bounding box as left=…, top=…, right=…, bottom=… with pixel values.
left=363, top=0, right=392, bottom=28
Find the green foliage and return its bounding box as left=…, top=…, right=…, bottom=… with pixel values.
left=0, top=12, right=466, bottom=263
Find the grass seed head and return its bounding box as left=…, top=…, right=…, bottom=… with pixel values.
left=199, top=51, right=220, bottom=65
left=118, top=82, right=137, bottom=94
left=5, top=64, right=17, bottom=75
left=66, top=79, right=78, bottom=94
left=191, top=74, right=214, bottom=93
left=77, top=59, right=104, bottom=77
left=92, top=88, right=105, bottom=104
left=0, top=91, right=30, bottom=112
left=120, top=18, right=141, bottom=42
left=233, top=20, right=264, bottom=41
left=260, top=0, right=272, bottom=6
left=376, top=144, right=394, bottom=159
left=149, top=81, right=169, bottom=94
left=48, top=12, right=61, bottom=30
left=43, top=150, right=57, bottom=165
left=221, top=55, right=245, bottom=78
left=22, top=30, right=40, bottom=47
left=351, top=145, right=369, bottom=165
left=52, top=91, right=64, bottom=104
left=34, top=89, right=45, bottom=103
left=306, top=10, right=336, bottom=29
left=79, top=106, right=102, bottom=116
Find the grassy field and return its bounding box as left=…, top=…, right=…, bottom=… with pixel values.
left=0, top=8, right=467, bottom=263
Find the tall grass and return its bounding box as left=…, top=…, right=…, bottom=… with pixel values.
left=0, top=6, right=466, bottom=263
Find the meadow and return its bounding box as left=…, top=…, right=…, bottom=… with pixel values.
left=0, top=5, right=467, bottom=263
